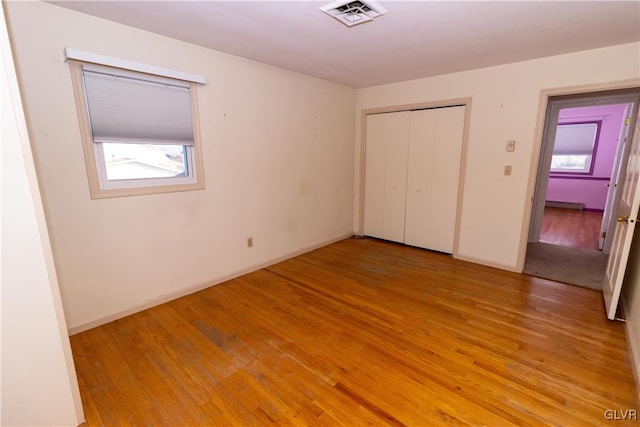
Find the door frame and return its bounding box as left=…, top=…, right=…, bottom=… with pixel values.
left=528, top=93, right=640, bottom=246
left=517, top=79, right=640, bottom=272
left=356, top=97, right=472, bottom=259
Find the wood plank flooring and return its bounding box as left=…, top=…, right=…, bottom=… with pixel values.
left=539, top=207, right=603, bottom=250
left=71, top=237, right=639, bottom=426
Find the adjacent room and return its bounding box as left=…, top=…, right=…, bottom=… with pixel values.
left=3, top=1, right=640, bottom=426
left=524, top=99, right=639, bottom=289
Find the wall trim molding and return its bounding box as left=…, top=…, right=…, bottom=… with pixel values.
left=63, top=48, right=206, bottom=84
left=453, top=254, right=520, bottom=273
left=67, top=233, right=353, bottom=335
left=356, top=97, right=473, bottom=260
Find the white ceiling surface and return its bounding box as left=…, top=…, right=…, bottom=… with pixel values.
left=49, top=1, right=640, bottom=88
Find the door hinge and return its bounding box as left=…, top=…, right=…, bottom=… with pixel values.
left=625, top=117, right=631, bottom=126
left=602, top=231, right=607, bottom=239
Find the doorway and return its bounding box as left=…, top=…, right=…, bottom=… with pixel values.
left=525, top=89, right=640, bottom=290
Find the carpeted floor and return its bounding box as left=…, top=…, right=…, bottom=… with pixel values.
left=524, top=242, right=607, bottom=290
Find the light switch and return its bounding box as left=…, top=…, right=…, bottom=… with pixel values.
left=506, top=140, right=516, bottom=152
left=504, top=165, right=512, bottom=176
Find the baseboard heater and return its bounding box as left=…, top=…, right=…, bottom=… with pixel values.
left=545, top=201, right=584, bottom=210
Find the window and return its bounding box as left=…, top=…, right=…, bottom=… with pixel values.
left=550, top=122, right=600, bottom=174
left=69, top=60, right=204, bottom=198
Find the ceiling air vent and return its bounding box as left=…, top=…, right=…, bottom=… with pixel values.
left=320, top=0, right=387, bottom=27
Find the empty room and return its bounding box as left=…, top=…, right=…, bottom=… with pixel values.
left=3, top=1, right=640, bottom=426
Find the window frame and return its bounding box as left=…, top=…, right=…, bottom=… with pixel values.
left=550, top=121, right=601, bottom=176
left=95, top=142, right=195, bottom=189
left=69, top=60, right=205, bottom=199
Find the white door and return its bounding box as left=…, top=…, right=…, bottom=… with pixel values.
left=404, top=109, right=436, bottom=248
left=603, top=106, right=640, bottom=319
left=404, top=106, right=464, bottom=253
left=363, top=111, right=410, bottom=242
left=426, top=106, right=465, bottom=253
left=382, top=112, right=410, bottom=243
left=600, top=103, right=634, bottom=252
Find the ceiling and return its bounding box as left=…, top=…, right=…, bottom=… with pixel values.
left=49, top=1, right=640, bottom=88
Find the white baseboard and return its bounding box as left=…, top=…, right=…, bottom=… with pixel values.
left=67, top=233, right=353, bottom=335
left=453, top=253, right=520, bottom=273
left=621, top=297, right=640, bottom=402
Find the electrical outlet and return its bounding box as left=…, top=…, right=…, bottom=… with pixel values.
left=506, top=140, right=516, bottom=152
left=504, top=165, right=512, bottom=176
left=247, top=237, right=253, bottom=248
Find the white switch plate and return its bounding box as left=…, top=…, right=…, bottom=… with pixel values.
left=504, top=165, right=512, bottom=176
left=506, top=140, right=516, bottom=152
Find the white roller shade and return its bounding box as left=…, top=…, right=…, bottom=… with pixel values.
left=82, top=68, right=194, bottom=145
left=553, top=123, right=598, bottom=155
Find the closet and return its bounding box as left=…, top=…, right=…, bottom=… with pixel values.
left=363, top=105, right=465, bottom=254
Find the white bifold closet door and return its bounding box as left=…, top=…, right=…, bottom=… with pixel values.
left=364, top=105, right=464, bottom=253
left=404, top=106, right=464, bottom=252
left=364, top=111, right=410, bottom=243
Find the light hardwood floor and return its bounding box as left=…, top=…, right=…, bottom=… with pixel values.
left=72, top=238, right=639, bottom=426
left=539, top=207, right=603, bottom=250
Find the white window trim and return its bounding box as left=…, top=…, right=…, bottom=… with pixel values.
left=550, top=122, right=600, bottom=174
left=69, top=59, right=205, bottom=199
left=93, top=143, right=198, bottom=190
left=550, top=154, right=593, bottom=173
left=64, top=48, right=206, bottom=84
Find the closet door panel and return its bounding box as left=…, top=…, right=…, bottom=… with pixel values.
left=428, top=106, right=465, bottom=253
left=363, top=114, right=387, bottom=239
left=364, top=105, right=464, bottom=252
left=382, top=112, right=410, bottom=243
left=404, top=109, right=436, bottom=248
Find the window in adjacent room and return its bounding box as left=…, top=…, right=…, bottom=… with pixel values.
left=550, top=122, right=600, bottom=174
left=69, top=60, right=204, bottom=198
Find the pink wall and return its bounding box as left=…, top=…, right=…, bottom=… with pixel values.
left=545, top=104, right=628, bottom=211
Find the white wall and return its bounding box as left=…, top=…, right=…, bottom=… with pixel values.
left=1, top=4, right=83, bottom=425
left=622, top=228, right=640, bottom=400
left=355, top=42, right=640, bottom=271
left=5, top=1, right=356, bottom=331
